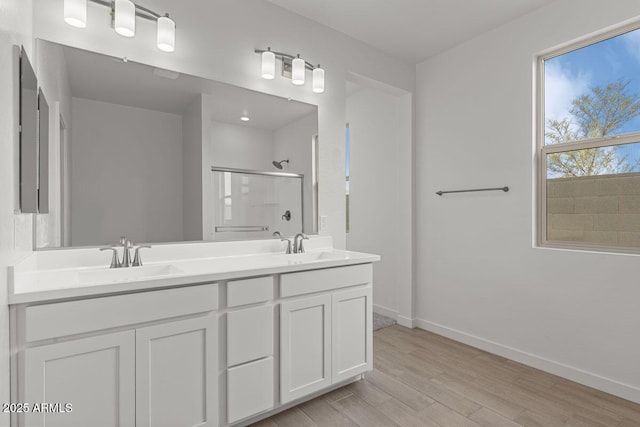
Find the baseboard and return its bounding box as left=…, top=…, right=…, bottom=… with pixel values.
left=372, top=304, right=416, bottom=328
left=416, top=319, right=640, bottom=404
left=396, top=315, right=415, bottom=328
left=373, top=304, right=397, bottom=319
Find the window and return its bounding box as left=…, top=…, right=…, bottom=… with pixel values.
left=345, top=124, right=350, bottom=233
left=539, top=24, right=640, bottom=252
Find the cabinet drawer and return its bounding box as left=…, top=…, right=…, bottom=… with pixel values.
left=280, top=264, right=372, bottom=298
left=25, top=284, right=218, bottom=342
left=227, top=305, right=273, bottom=367
left=227, top=276, right=273, bottom=307
left=228, top=357, right=274, bottom=423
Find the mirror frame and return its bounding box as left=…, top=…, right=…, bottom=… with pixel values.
left=19, top=46, right=38, bottom=213
left=38, top=88, right=50, bottom=213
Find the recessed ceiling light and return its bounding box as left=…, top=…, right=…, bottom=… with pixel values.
left=240, top=116, right=250, bottom=122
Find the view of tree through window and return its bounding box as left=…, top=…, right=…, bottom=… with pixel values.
left=544, top=28, right=640, bottom=177
left=541, top=26, right=640, bottom=250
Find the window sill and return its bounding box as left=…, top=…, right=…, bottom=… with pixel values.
left=536, top=241, right=640, bottom=257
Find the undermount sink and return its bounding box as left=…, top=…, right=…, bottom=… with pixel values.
left=77, top=264, right=184, bottom=284
left=277, top=251, right=346, bottom=265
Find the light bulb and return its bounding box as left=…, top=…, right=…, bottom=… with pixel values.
left=261, top=48, right=275, bottom=80
left=292, top=55, right=305, bottom=85
left=115, top=0, right=136, bottom=37
left=157, top=15, right=175, bottom=52
left=64, top=0, right=87, bottom=28
left=313, top=66, right=325, bottom=93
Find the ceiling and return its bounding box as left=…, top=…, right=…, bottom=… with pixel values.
left=267, top=0, right=557, bottom=63
left=59, top=42, right=316, bottom=131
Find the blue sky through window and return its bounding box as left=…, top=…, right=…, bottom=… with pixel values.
left=545, top=28, right=640, bottom=172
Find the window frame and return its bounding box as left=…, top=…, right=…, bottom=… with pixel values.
left=537, top=21, right=640, bottom=255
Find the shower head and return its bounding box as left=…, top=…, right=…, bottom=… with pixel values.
left=272, top=159, right=289, bottom=170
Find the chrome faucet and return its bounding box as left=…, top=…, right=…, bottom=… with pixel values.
left=120, top=236, right=133, bottom=268
left=100, top=236, right=151, bottom=268
left=133, top=245, right=151, bottom=267
left=273, top=231, right=292, bottom=254
left=100, top=247, right=121, bottom=268
left=293, top=233, right=309, bottom=254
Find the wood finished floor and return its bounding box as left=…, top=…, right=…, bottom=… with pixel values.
left=253, top=325, right=640, bottom=427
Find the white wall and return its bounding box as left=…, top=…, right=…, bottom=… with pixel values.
left=182, top=95, right=205, bottom=241
left=416, top=0, right=640, bottom=402
left=274, top=112, right=318, bottom=235
left=0, top=2, right=33, bottom=425
left=346, top=86, right=413, bottom=323
left=211, top=120, right=275, bottom=170
left=70, top=97, right=183, bottom=245
left=32, top=0, right=416, bottom=250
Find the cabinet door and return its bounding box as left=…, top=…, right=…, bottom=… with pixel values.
left=22, top=331, right=135, bottom=427
left=136, top=315, right=218, bottom=427
left=332, top=286, right=373, bottom=383
left=280, top=294, right=331, bottom=404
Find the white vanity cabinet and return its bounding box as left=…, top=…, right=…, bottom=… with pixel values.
left=279, top=264, right=373, bottom=405
left=14, top=284, right=219, bottom=427
left=331, top=287, right=373, bottom=382
left=11, top=258, right=377, bottom=427
left=136, top=316, right=217, bottom=427
left=225, top=277, right=275, bottom=424
left=22, top=331, right=136, bottom=427
left=280, top=294, right=332, bottom=403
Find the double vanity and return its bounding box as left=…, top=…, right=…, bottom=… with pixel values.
left=8, top=236, right=379, bottom=427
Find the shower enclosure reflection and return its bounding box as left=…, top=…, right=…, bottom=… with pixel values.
left=212, top=167, right=303, bottom=241
left=34, top=39, right=319, bottom=248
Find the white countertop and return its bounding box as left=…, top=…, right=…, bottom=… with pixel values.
left=9, top=237, right=380, bottom=304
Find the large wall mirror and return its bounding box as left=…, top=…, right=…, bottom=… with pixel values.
left=35, top=39, right=319, bottom=249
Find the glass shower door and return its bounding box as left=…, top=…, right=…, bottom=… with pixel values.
left=211, top=168, right=303, bottom=241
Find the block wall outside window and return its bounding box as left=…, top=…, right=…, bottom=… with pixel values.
left=547, top=173, right=640, bottom=247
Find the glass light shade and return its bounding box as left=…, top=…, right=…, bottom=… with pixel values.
left=292, top=56, right=305, bottom=85
left=157, top=15, right=175, bottom=52
left=312, top=67, right=325, bottom=93
left=114, top=0, right=136, bottom=37
left=261, top=50, right=276, bottom=79
left=64, top=0, right=87, bottom=28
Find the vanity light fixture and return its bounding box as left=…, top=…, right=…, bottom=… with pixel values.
left=240, top=116, right=250, bottom=122
left=261, top=48, right=276, bottom=79
left=114, top=0, right=136, bottom=37
left=291, top=54, right=305, bottom=85
left=157, top=14, right=176, bottom=52
left=255, top=48, right=325, bottom=93
left=312, top=65, right=325, bottom=93
left=63, top=0, right=176, bottom=52
left=64, top=0, right=87, bottom=28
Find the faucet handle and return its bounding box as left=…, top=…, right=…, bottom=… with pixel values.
left=297, top=234, right=309, bottom=254
left=132, top=245, right=151, bottom=267
left=281, top=238, right=292, bottom=254
left=100, top=247, right=121, bottom=269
